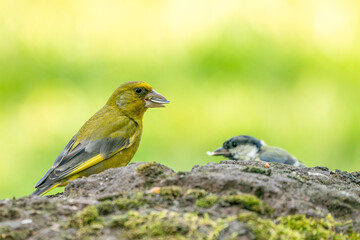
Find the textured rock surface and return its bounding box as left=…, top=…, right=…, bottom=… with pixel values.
left=0, top=161, right=359, bottom=239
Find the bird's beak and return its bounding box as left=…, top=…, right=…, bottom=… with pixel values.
left=207, top=147, right=231, bottom=158
left=145, top=89, right=170, bottom=108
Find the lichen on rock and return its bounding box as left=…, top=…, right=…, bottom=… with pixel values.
left=0, top=161, right=359, bottom=239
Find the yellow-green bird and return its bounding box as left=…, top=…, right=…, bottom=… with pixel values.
left=31, top=81, right=169, bottom=196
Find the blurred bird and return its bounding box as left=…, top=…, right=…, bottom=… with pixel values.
left=207, top=135, right=306, bottom=167
left=31, top=81, right=169, bottom=196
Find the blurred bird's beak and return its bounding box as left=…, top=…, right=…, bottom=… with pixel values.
left=145, top=89, right=170, bottom=108
left=207, top=147, right=231, bottom=158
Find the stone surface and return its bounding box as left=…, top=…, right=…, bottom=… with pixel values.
left=0, top=161, right=359, bottom=239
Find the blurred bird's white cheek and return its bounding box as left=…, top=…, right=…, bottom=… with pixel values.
left=247, top=148, right=258, bottom=159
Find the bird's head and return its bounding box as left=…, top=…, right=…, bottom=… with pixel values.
left=207, top=135, right=264, bottom=161
left=107, top=81, right=170, bottom=119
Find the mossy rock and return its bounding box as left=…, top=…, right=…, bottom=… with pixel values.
left=0, top=226, right=32, bottom=240
left=96, top=200, right=115, bottom=215
left=115, top=193, right=147, bottom=211
left=185, top=189, right=207, bottom=199
left=195, top=195, right=219, bottom=208
left=238, top=213, right=360, bottom=240
left=1, top=161, right=359, bottom=239
left=219, top=194, right=273, bottom=215
left=0, top=208, right=20, bottom=221
left=66, top=206, right=100, bottom=228
left=136, top=162, right=168, bottom=178
left=136, top=162, right=173, bottom=187
left=108, top=210, right=226, bottom=239
left=160, top=186, right=182, bottom=200
left=242, top=166, right=271, bottom=176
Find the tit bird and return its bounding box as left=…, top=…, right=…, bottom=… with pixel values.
left=207, top=135, right=306, bottom=167
left=31, top=81, right=169, bottom=196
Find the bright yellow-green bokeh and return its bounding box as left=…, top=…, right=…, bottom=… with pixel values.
left=1, top=0, right=359, bottom=198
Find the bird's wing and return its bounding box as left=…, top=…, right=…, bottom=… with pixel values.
left=259, top=147, right=297, bottom=165
left=34, top=135, right=77, bottom=188
left=35, top=117, right=137, bottom=188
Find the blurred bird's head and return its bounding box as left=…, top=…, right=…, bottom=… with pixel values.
left=107, top=81, right=170, bottom=119
left=207, top=135, right=264, bottom=161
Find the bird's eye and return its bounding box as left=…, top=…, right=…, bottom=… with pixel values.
left=135, top=88, right=142, bottom=94
left=232, top=142, right=238, bottom=147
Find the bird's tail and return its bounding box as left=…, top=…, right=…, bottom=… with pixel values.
left=30, top=188, right=46, bottom=196
left=30, top=183, right=60, bottom=196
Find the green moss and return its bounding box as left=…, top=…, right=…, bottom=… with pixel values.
left=0, top=226, right=31, bottom=240
left=96, top=200, right=115, bottom=215
left=109, top=215, right=129, bottom=228
left=0, top=208, right=20, bottom=221
left=185, top=189, right=207, bottom=199
left=237, top=212, right=259, bottom=222
left=67, top=206, right=99, bottom=228
left=238, top=213, right=360, bottom=240
left=349, top=231, right=360, bottom=240
left=136, top=162, right=169, bottom=187
left=287, top=174, right=305, bottom=183
left=195, top=195, right=219, bottom=208
left=160, top=186, right=182, bottom=199
left=108, top=210, right=227, bottom=239
left=31, top=200, right=57, bottom=211
left=195, top=193, right=273, bottom=214
left=220, top=194, right=273, bottom=215
left=79, top=206, right=99, bottom=225
left=97, top=193, right=124, bottom=201
left=136, top=162, right=165, bottom=177
left=115, top=193, right=147, bottom=210
left=74, top=223, right=104, bottom=240
left=242, top=166, right=271, bottom=176
left=141, top=216, right=189, bottom=237
left=64, top=206, right=104, bottom=239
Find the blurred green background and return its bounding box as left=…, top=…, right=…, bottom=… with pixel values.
left=1, top=0, right=360, bottom=198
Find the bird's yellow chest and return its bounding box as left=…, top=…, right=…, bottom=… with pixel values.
left=108, top=137, right=142, bottom=167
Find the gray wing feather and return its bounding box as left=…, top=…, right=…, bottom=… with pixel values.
left=100, top=137, right=129, bottom=158
left=259, top=147, right=297, bottom=165
left=36, top=135, right=131, bottom=188
left=35, top=135, right=77, bottom=188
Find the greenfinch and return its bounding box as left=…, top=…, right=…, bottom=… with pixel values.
left=207, top=135, right=306, bottom=167
left=31, top=81, right=169, bottom=196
